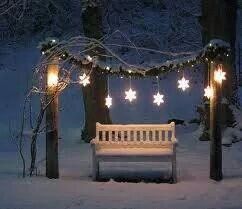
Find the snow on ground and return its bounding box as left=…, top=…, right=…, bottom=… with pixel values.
left=0, top=124, right=242, bottom=209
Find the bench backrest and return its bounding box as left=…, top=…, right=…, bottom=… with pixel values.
left=95, top=122, right=176, bottom=144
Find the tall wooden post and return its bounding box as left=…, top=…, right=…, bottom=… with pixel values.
left=46, top=58, right=59, bottom=179
left=210, top=63, right=223, bottom=181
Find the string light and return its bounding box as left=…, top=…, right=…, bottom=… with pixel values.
left=125, top=76, right=136, bottom=102
left=214, top=65, right=226, bottom=84
left=178, top=76, right=189, bottom=91
left=86, top=55, right=92, bottom=62
left=40, top=39, right=230, bottom=108
left=204, top=86, right=214, bottom=99
left=153, top=76, right=164, bottom=106
left=79, top=73, right=90, bottom=87
left=41, top=39, right=230, bottom=77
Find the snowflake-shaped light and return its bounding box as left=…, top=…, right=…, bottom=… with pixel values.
left=204, top=86, right=214, bottom=99
left=105, top=95, right=112, bottom=108
left=214, top=68, right=226, bottom=84
left=79, top=73, right=90, bottom=87
left=153, top=92, right=164, bottom=106
left=178, top=77, right=189, bottom=91
left=125, top=88, right=136, bottom=102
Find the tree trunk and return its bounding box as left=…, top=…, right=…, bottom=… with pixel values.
left=199, top=0, right=237, bottom=141
left=81, top=4, right=111, bottom=142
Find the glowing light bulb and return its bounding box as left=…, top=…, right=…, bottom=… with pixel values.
left=86, top=55, right=92, bottom=62
left=47, top=72, right=58, bottom=87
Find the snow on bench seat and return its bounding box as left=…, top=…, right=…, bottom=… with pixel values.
left=91, top=122, right=178, bottom=183
left=96, top=148, right=173, bottom=157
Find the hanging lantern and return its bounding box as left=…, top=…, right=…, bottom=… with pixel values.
left=47, top=60, right=59, bottom=88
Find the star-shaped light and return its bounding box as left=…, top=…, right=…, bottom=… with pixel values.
left=214, top=68, right=226, bottom=84
left=105, top=95, right=112, bottom=108
left=79, top=73, right=90, bottom=87
left=204, top=86, right=214, bottom=99
left=125, top=88, right=136, bottom=102
left=153, top=92, right=164, bottom=106
left=178, top=77, right=189, bottom=91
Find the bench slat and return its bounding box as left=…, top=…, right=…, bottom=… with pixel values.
left=165, top=131, right=168, bottom=142
left=115, top=130, right=118, bottom=142
left=108, top=131, right=112, bottom=141
left=145, top=131, right=149, bottom=142
left=102, top=131, right=106, bottom=141
left=127, top=130, right=131, bottom=142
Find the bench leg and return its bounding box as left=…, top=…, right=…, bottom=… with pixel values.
left=92, top=158, right=99, bottom=181
left=92, top=144, right=99, bottom=181
left=172, top=155, right=177, bottom=183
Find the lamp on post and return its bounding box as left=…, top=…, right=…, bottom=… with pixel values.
left=46, top=57, right=59, bottom=179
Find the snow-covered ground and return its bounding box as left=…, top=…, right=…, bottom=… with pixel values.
left=1, top=125, right=242, bottom=209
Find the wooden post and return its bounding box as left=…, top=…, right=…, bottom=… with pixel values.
left=210, top=63, right=223, bottom=181
left=46, top=58, right=59, bottom=179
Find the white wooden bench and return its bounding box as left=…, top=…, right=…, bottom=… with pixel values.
left=91, top=122, right=178, bottom=183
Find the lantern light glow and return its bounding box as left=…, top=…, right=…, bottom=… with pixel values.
left=214, top=67, right=226, bottom=84
left=204, top=86, right=214, bottom=99
left=48, top=72, right=58, bottom=87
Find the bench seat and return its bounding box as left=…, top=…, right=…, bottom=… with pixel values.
left=96, top=148, right=173, bottom=157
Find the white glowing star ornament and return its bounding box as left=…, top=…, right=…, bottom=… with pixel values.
left=214, top=68, right=226, bottom=84
left=79, top=73, right=90, bottom=87
left=125, top=88, right=136, bottom=102
left=178, top=77, right=189, bottom=91
left=153, top=92, right=164, bottom=106
left=105, top=95, right=112, bottom=108
left=204, top=86, right=214, bottom=99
